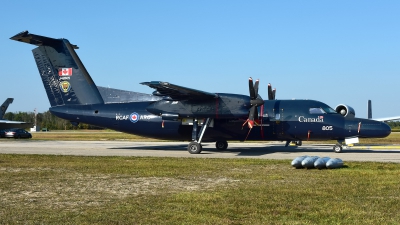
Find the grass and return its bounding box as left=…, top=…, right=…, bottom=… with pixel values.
left=1, top=131, right=400, bottom=224
left=1, top=155, right=400, bottom=224
left=28, top=130, right=159, bottom=141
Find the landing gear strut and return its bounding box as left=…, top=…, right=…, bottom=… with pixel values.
left=187, top=118, right=212, bottom=154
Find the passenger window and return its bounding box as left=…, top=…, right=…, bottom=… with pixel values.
left=309, top=108, right=326, bottom=114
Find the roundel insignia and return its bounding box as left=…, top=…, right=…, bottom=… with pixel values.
left=59, top=81, right=71, bottom=93
left=129, top=112, right=140, bottom=123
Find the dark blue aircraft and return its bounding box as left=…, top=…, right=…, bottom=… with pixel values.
left=10, top=31, right=391, bottom=153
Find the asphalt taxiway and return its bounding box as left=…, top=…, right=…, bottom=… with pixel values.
left=1, top=141, right=400, bottom=163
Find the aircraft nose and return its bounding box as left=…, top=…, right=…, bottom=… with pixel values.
left=359, top=120, right=391, bottom=138
left=381, top=122, right=392, bottom=137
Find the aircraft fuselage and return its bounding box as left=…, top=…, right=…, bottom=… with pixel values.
left=49, top=98, right=391, bottom=142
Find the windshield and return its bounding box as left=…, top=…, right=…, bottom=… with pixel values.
left=322, top=106, right=337, bottom=114
left=309, top=107, right=337, bottom=114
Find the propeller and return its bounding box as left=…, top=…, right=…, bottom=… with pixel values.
left=243, top=77, right=264, bottom=130
left=242, top=78, right=277, bottom=141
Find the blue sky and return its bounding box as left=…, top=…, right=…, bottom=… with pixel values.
left=1, top=1, right=399, bottom=119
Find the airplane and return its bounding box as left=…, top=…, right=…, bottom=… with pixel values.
left=10, top=31, right=391, bottom=153
left=367, top=100, right=400, bottom=122
left=0, top=98, right=32, bottom=129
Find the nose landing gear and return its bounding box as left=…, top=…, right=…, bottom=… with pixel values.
left=333, top=140, right=344, bottom=153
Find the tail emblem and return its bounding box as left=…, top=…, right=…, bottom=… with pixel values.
left=60, top=81, right=71, bottom=93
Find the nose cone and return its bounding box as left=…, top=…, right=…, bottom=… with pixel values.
left=381, top=122, right=392, bottom=137
left=359, top=120, right=391, bottom=138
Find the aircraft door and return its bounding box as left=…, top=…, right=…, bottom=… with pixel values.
left=344, top=120, right=359, bottom=137
left=272, top=108, right=285, bottom=138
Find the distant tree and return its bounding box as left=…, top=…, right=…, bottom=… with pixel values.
left=387, top=121, right=400, bottom=129
left=4, top=111, right=104, bottom=130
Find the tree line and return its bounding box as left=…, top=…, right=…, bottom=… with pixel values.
left=3, top=111, right=103, bottom=130
left=3, top=111, right=400, bottom=130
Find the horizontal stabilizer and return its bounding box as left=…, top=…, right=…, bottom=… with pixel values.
left=10, top=31, right=78, bottom=49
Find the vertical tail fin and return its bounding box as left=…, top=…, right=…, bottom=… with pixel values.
left=368, top=100, right=372, bottom=119
left=0, top=98, right=13, bottom=119
left=10, top=31, right=104, bottom=107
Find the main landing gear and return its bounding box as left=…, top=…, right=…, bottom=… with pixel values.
left=187, top=118, right=212, bottom=154
left=187, top=118, right=229, bottom=153
left=285, top=140, right=302, bottom=147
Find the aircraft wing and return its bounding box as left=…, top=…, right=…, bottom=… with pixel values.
left=0, top=120, right=32, bottom=129
left=141, top=81, right=218, bottom=101
left=374, top=116, right=400, bottom=122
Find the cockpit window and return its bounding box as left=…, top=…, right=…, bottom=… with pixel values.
left=321, top=106, right=337, bottom=114
left=309, top=108, right=326, bottom=114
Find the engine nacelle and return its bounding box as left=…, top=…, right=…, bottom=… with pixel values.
left=335, top=104, right=355, bottom=118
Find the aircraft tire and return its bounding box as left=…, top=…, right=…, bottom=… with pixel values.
left=333, top=144, right=342, bottom=153
left=296, top=140, right=302, bottom=146
left=188, top=142, right=202, bottom=154
left=215, top=140, right=228, bottom=150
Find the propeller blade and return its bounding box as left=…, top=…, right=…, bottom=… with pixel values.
left=254, top=107, right=259, bottom=121
left=272, top=88, right=276, bottom=100
left=249, top=77, right=255, bottom=99
left=248, top=106, right=256, bottom=121
left=254, top=79, right=259, bottom=97
left=268, top=83, right=273, bottom=100
left=248, top=106, right=257, bottom=128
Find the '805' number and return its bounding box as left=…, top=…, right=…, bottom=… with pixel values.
left=322, top=126, right=333, bottom=130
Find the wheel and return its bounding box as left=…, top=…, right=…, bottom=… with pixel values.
left=333, top=144, right=342, bottom=153
left=215, top=140, right=228, bottom=150
left=15, top=135, right=20, bottom=139
left=295, top=140, right=302, bottom=146
left=188, top=142, right=202, bottom=154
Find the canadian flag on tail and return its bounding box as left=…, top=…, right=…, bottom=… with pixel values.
left=58, top=68, right=72, bottom=76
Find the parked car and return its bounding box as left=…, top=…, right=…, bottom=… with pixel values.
left=0, top=129, right=6, bottom=138
left=4, top=128, right=32, bottom=139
